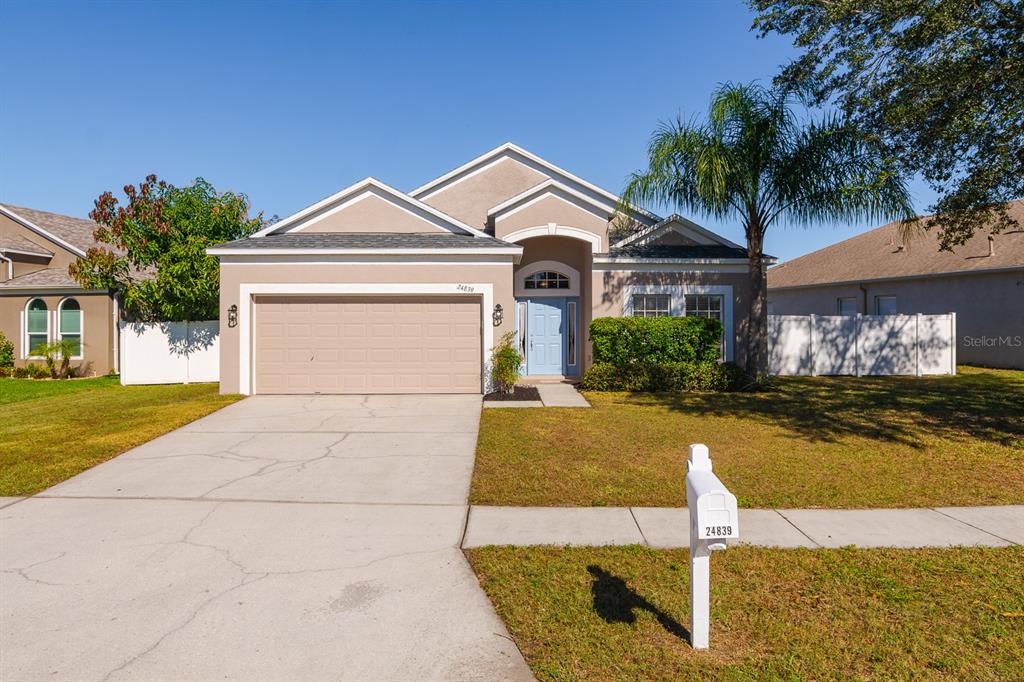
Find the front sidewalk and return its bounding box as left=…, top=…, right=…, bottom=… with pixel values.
left=462, top=505, right=1024, bottom=548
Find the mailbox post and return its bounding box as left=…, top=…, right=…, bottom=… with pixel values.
left=685, top=443, right=738, bottom=650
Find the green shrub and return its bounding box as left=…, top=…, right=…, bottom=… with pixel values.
left=581, top=361, right=745, bottom=392
left=11, top=363, right=48, bottom=379
left=490, top=331, right=523, bottom=394
left=589, top=316, right=723, bottom=366
left=0, top=331, right=13, bottom=368
left=0, top=366, right=10, bottom=378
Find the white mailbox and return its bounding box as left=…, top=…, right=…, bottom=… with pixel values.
left=685, top=443, right=738, bottom=650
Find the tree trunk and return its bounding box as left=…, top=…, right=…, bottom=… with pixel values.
left=746, top=229, right=769, bottom=376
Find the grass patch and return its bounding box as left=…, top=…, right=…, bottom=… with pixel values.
left=471, top=366, right=1024, bottom=508
left=467, top=544, right=1024, bottom=681
left=0, top=376, right=241, bottom=496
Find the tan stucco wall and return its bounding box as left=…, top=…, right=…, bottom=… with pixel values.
left=768, top=269, right=1024, bottom=368
left=418, top=157, right=548, bottom=229
left=494, top=194, right=610, bottom=245
left=0, top=291, right=116, bottom=376
left=300, top=193, right=450, bottom=234
left=217, top=261, right=515, bottom=393
left=592, top=269, right=754, bottom=368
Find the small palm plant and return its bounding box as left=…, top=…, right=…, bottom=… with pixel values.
left=38, top=339, right=77, bottom=379
left=620, top=82, right=915, bottom=376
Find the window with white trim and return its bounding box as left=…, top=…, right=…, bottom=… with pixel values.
left=26, top=298, right=49, bottom=356
left=684, top=294, right=725, bottom=358
left=567, top=301, right=577, bottom=366
left=631, top=294, right=671, bottom=317
left=59, top=298, right=82, bottom=357
left=523, top=271, right=569, bottom=290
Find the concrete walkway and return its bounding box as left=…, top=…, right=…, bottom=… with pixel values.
left=1, top=396, right=532, bottom=682
left=462, top=505, right=1024, bottom=549
left=483, top=382, right=591, bottom=409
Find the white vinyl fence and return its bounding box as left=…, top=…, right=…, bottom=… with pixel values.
left=119, top=321, right=220, bottom=385
left=768, top=313, right=956, bottom=376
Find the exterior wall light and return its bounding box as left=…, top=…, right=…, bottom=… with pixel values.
left=492, top=303, right=504, bottom=326
left=227, top=304, right=238, bottom=328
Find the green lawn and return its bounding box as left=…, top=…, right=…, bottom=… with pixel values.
left=0, top=376, right=242, bottom=496
left=471, top=366, right=1024, bottom=508
left=467, top=545, right=1024, bottom=681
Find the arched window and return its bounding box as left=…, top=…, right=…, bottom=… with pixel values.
left=26, top=298, right=49, bottom=356
left=523, top=271, right=569, bottom=290
left=59, top=298, right=82, bottom=357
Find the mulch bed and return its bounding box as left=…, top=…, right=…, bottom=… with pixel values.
left=483, top=386, right=542, bottom=402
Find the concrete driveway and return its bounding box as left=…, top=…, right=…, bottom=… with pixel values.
left=1, top=395, right=532, bottom=681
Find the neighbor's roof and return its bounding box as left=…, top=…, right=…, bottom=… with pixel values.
left=0, top=268, right=82, bottom=289
left=0, top=233, right=54, bottom=257
left=768, top=201, right=1024, bottom=289
left=0, top=204, right=103, bottom=255
left=209, top=232, right=522, bottom=252
left=605, top=244, right=751, bottom=260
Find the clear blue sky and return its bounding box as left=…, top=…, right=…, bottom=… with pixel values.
left=0, top=0, right=934, bottom=262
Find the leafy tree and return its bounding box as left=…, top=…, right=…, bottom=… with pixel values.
left=751, top=0, right=1024, bottom=248
left=70, top=176, right=263, bottom=321
left=620, top=82, right=913, bottom=375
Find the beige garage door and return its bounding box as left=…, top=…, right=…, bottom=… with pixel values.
left=253, top=296, right=482, bottom=394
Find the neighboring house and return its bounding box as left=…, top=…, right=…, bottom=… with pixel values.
left=0, top=204, right=119, bottom=375
left=209, top=143, right=766, bottom=395
left=767, top=200, right=1024, bottom=369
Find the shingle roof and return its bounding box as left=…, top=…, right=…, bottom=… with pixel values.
left=0, top=233, right=54, bottom=257
left=211, top=232, right=521, bottom=250
left=605, top=244, right=750, bottom=259
left=1, top=204, right=102, bottom=254
left=0, top=268, right=82, bottom=289
left=768, top=201, right=1024, bottom=289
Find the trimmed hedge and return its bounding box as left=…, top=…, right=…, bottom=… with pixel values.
left=581, top=361, right=745, bottom=392
left=590, top=316, right=723, bottom=366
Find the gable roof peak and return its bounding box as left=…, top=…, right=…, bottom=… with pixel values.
left=253, top=176, right=489, bottom=239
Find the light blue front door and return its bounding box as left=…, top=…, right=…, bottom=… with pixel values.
left=527, top=298, right=565, bottom=375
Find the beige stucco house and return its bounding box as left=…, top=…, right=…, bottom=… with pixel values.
left=768, top=201, right=1024, bottom=369
left=209, top=143, right=761, bottom=395
left=0, top=204, right=118, bottom=376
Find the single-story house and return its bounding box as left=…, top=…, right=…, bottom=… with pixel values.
left=0, top=204, right=119, bottom=375
left=767, top=200, right=1024, bottom=369
left=209, top=143, right=765, bottom=395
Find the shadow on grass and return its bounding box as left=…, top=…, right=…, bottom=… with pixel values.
left=613, top=370, right=1024, bottom=446
left=587, top=565, right=690, bottom=643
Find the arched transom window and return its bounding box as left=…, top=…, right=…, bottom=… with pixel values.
left=523, top=271, right=569, bottom=290
left=59, top=298, right=82, bottom=357
left=26, top=298, right=49, bottom=356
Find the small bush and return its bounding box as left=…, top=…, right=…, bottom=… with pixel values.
left=11, top=363, right=49, bottom=379
left=0, top=331, right=13, bottom=368
left=0, top=366, right=10, bottom=378
left=581, top=361, right=745, bottom=392
left=37, top=339, right=76, bottom=379
left=590, top=316, right=723, bottom=366
left=490, top=331, right=523, bottom=395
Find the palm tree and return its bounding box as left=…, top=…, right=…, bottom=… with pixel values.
left=620, top=82, right=915, bottom=376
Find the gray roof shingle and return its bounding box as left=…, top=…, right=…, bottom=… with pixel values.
left=768, top=200, right=1024, bottom=288
left=211, top=232, right=520, bottom=250
left=0, top=268, right=83, bottom=289
left=0, top=233, right=54, bottom=257
left=2, top=204, right=102, bottom=254
left=605, top=244, right=750, bottom=259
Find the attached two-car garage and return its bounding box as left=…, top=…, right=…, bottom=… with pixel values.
left=253, top=296, right=483, bottom=394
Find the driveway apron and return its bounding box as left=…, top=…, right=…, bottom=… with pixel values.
left=1, top=395, right=532, bottom=681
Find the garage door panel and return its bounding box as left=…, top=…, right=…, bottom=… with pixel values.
left=253, top=296, right=482, bottom=394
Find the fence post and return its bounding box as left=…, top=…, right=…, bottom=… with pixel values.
left=915, top=313, right=922, bottom=376
left=183, top=321, right=191, bottom=385
left=808, top=314, right=816, bottom=376
left=950, top=312, right=957, bottom=375
left=855, top=314, right=862, bottom=377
